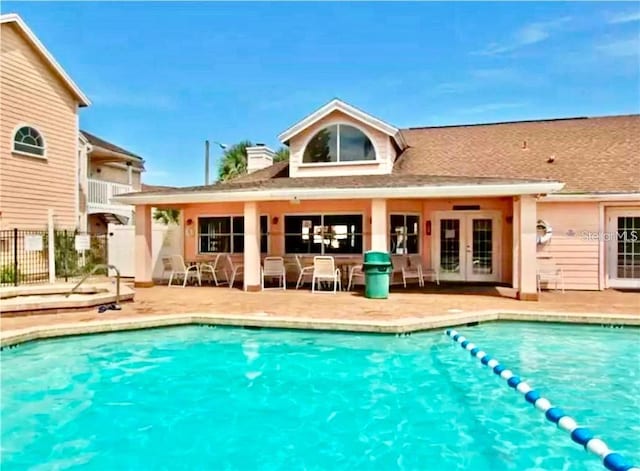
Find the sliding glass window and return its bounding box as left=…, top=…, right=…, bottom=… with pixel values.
left=284, top=214, right=363, bottom=254
left=198, top=216, right=268, bottom=254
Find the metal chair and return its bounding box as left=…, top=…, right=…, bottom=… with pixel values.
left=311, top=256, right=341, bottom=293
left=347, top=264, right=365, bottom=291
left=261, top=257, right=286, bottom=290
left=226, top=254, right=244, bottom=289
left=168, top=255, right=201, bottom=288
left=402, top=254, right=423, bottom=288
left=537, top=259, right=565, bottom=293
left=294, top=254, right=314, bottom=289
left=199, top=253, right=229, bottom=286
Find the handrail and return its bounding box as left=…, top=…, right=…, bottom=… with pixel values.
left=65, top=264, right=120, bottom=304
left=444, top=329, right=638, bottom=471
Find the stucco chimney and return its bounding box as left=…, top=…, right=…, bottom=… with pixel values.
left=246, top=144, right=275, bottom=173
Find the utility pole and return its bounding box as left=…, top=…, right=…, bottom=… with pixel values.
left=204, top=139, right=210, bottom=185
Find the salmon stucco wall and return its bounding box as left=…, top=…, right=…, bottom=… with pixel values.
left=181, top=197, right=514, bottom=284
left=536, top=201, right=600, bottom=290
left=288, top=110, right=395, bottom=178
left=0, top=23, right=80, bottom=230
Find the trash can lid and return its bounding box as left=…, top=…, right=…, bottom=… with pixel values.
left=364, top=250, right=392, bottom=264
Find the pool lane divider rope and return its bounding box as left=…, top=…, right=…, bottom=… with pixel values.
left=444, top=329, right=639, bottom=471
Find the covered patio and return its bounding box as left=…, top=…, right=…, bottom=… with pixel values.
left=120, top=175, right=563, bottom=302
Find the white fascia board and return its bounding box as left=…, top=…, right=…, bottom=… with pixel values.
left=540, top=193, right=640, bottom=202
left=1, top=14, right=91, bottom=106
left=278, top=99, right=401, bottom=146
left=113, top=181, right=565, bottom=206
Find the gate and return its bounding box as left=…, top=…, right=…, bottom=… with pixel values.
left=0, top=229, right=49, bottom=286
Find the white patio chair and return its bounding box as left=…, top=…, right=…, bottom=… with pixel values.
left=402, top=254, right=424, bottom=288
left=311, top=256, right=341, bottom=293
left=408, top=254, right=441, bottom=286
left=347, top=264, right=365, bottom=291
left=391, top=254, right=406, bottom=286
left=537, top=259, right=565, bottom=293
left=226, top=254, right=244, bottom=289
left=161, top=256, right=173, bottom=282
left=168, top=255, right=201, bottom=288
left=261, top=257, right=286, bottom=290
left=294, top=254, right=314, bottom=289
left=199, top=253, right=229, bottom=286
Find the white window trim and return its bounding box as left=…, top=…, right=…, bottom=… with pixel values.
left=301, top=123, right=379, bottom=165
left=11, top=124, right=47, bottom=160
left=283, top=212, right=366, bottom=255
left=196, top=214, right=270, bottom=255
left=389, top=213, right=421, bottom=255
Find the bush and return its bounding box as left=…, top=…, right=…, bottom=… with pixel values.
left=0, top=265, right=18, bottom=284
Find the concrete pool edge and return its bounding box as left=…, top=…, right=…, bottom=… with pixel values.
left=1, top=310, right=638, bottom=348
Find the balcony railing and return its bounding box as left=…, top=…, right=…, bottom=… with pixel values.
left=88, top=179, right=133, bottom=206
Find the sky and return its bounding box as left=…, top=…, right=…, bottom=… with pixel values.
left=4, top=2, right=640, bottom=187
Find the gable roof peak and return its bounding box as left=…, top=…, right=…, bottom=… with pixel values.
left=0, top=13, right=90, bottom=106
left=278, top=98, right=406, bottom=149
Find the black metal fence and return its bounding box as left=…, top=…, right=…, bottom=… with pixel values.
left=0, top=229, right=108, bottom=287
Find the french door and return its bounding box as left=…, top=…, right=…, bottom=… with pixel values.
left=606, top=209, right=640, bottom=288
left=433, top=211, right=502, bottom=282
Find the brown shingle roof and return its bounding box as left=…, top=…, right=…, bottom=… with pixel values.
left=81, top=130, right=143, bottom=161
left=395, top=115, right=640, bottom=193
left=132, top=173, right=553, bottom=196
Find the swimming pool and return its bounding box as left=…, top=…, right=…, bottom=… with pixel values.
left=1, top=322, right=638, bottom=470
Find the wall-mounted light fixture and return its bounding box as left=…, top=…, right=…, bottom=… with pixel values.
left=425, top=220, right=432, bottom=236
left=186, top=218, right=193, bottom=226
left=272, top=216, right=279, bottom=225
left=506, top=216, right=513, bottom=224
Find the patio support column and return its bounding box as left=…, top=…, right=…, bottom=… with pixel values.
left=134, top=204, right=154, bottom=287
left=370, top=198, right=388, bottom=252
left=512, top=197, right=520, bottom=291
left=517, top=195, right=538, bottom=300
left=243, top=201, right=261, bottom=292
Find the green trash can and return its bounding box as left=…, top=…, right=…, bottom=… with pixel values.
left=363, top=251, right=393, bottom=299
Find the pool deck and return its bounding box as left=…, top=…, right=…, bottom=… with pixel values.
left=1, top=285, right=638, bottom=347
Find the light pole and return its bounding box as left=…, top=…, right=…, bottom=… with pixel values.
left=205, top=140, right=227, bottom=185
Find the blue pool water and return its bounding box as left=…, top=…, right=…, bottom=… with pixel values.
left=1, top=322, right=638, bottom=470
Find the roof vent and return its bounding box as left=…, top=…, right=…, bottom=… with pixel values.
left=522, top=140, right=528, bottom=150
left=547, top=155, right=556, bottom=163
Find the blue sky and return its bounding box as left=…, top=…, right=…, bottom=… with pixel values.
left=5, top=2, right=640, bottom=186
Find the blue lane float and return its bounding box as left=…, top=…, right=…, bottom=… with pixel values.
left=444, top=328, right=639, bottom=471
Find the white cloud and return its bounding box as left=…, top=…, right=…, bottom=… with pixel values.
left=475, top=17, right=572, bottom=56
left=607, top=10, right=640, bottom=24
left=596, top=36, right=640, bottom=58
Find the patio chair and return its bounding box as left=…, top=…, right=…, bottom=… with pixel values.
left=226, top=254, right=244, bottom=289
left=199, top=253, right=229, bottom=286
left=537, top=259, right=565, bottom=293
left=168, top=254, right=201, bottom=288
left=293, top=254, right=314, bottom=289
left=402, top=254, right=424, bottom=288
left=161, top=256, right=173, bottom=281
left=347, top=264, right=365, bottom=291
left=311, top=256, right=341, bottom=293
left=391, top=254, right=407, bottom=286
left=408, top=254, right=440, bottom=286
left=261, top=257, right=286, bottom=290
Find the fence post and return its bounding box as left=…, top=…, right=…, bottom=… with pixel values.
left=13, top=228, right=18, bottom=286
left=48, top=209, right=55, bottom=283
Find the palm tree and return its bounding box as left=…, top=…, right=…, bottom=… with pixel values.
left=218, top=140, right=253, bottom=181
left=274, top=146, right=289, bottom=162
left=153, top=208, right=181, bottom=225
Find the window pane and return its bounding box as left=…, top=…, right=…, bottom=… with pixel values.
left=406, top=215, right=420, bottom=235
left=284, top=215, right=322, bottom=253
left=339, top=125, right=375, bottom=162
left=260, top=216, right=268, bottom=254
left=390, top=214, right=406, bottom=254
left=302, top=126, right=337, bottom=163
left=232, top=217, right=244, bottom=235
left=233, top=235, right=244, bottom=254
left=199, top=217, right=231, bottom=253
left=323, top=214, right=363, bottom=254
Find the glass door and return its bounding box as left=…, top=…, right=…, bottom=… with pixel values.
left=466, top=217, right=499, bottom=282
left=439, top=218, right=464, bottom=280
left=433, top=211, right=501, bottom=282
left=607, top=209, right=640, bottom=288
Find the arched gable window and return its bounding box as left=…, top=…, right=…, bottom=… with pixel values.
left=13, top=126, right=46, bottom=157
left=303, top=124, right=375, bottom=163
